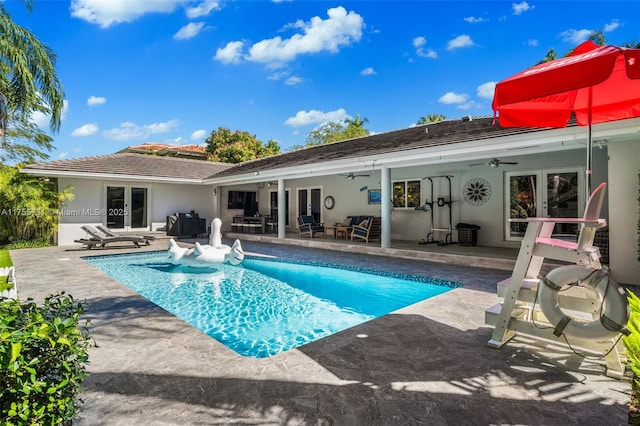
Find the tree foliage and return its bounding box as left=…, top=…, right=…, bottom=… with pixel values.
left=416, top=114, right=446, bottom=125
left=204, top=127, right=280, bottom=163
left=0, top=164, right=74, bottom=244
left=0, top=293, right=91, bottom=425
left=291, top=114, right=371, bottom=151
left=0, top=1, right=65, bottom=162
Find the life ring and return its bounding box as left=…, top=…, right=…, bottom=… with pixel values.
left=538, top=265, right=630, bottom=340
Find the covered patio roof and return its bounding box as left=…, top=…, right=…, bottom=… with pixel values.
left=205, top=116, right=640, bottom=185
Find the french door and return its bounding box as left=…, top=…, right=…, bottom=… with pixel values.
left=106, top=185, right=149, bottom=229
left=297, top=187, right=322, bottom=224
left=269, top=189, right=290, bottom=227
left=505, top=168, right=584, bottom=241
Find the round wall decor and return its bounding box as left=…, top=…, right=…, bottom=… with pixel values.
left=324, top=195, right=335, bottom=209
left=463, top=178, right=492, bottom=206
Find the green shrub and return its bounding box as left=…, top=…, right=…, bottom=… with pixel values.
left=625, top=290, right=640, bottom=377
left=625, top=290, right=640, bottom=424
left=0, top=293, right=91, bottom=425
left=2, top=238, right=52, bottom=250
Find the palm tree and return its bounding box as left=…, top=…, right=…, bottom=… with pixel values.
left=345, top=113, right=369, bottom=130
left=0, top=0, right=64, bottom=159
left=416, top=114, right=446, bottom=125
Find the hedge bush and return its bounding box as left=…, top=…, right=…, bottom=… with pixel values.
left=0, top=293, right=91, bottom=425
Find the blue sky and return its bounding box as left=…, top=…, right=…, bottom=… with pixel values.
left=7, top=0, right=640, bottom=160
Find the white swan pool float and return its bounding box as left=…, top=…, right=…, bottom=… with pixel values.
left=168, top=218, right=244, bottom=267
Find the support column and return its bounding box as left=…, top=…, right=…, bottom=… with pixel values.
left=277, top=178, right=286, bottom=239
left=381, top=166, right=391, bottom=248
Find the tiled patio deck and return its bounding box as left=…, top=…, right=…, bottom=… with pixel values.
left=10, top=238, right=630, bottom=425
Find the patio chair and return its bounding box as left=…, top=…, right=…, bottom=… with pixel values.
left=74, top=225, right=149, bottom=249
left=350, top=216, right=381, bottom=243
left=96, top=224, right=156, bottom=243
left=297, top=215, right=324, bottom=238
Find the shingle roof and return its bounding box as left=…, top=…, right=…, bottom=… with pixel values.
left=24, top=153, right=232, bottom=180
left=208, top=116, right=554, bottom=179
left=120, top=143, right=207, bottom=158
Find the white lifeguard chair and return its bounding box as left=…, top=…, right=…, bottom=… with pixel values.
left=485, top=182, right=628, bottom=378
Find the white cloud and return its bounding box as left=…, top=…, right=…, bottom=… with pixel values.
left=214, top=41, right=244, bottom=64
left=172, top=136, right=185, bottom=144
left=284, top=76, right=303, bottom=86
left=266, top=70, right=302, bottom=85
left=360, top=67, right=376, bottom=76
left=284, top=108, right=349, bottom=127
left=103, top=119, right=181, bottom=141
left=559, top=29, right=592, bottom=44
left=268, top=70, right=290, bottom=80
left=58, top=152, right=69, bottom=159
left=527, top=39, right=539, bottom=47
left=438, top=92, right=469, bottom=105
left=87, top=95, right=106, bottom=107
left=32, top=99, right=69, bottom=129
left=512, top=1, right=534, bottom=15
left=603, top=20, right=620, bottom=33
left=447, top=35, right=474, bottom=50
left=464, top=16, right=487, bottom=23
left=174, top=22, right=205, bottom=40
left=70, top=0, right=187, bottom=28
left=71, top=123, right=99, bottom=137
left=476, top=82, right=496, bottom=100
left=191, top=129, right=207, bottom=140
left=241, top=7, right=364, bottom=65
left=413, top=36, right=437, bottom=58
left=185, top=1, right=220, bottom=18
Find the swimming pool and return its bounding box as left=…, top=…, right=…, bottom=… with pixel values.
left=85, top=251, right=460, bottom=358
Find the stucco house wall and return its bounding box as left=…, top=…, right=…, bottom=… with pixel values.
left=57, top=177, right=215, bottom=246
left=608, top=139, right=640, bottom=285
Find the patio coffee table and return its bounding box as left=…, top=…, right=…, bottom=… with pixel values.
left=325, top=225, right=352, bottom=240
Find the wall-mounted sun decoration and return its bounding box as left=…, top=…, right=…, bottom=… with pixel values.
left=463, top=178, right=492, bottom=206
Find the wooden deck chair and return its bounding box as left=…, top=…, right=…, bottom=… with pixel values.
left=297, top=215, right=324, bottom=238
left=350, top=216, right=381, bottom=243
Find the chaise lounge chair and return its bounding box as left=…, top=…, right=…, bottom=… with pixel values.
left=96, top=224, right=156, bottom=243
left=74, top=225, right=150, bottom=249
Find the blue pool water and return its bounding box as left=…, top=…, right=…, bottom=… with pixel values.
left=85, top=251, right=460, bottom=358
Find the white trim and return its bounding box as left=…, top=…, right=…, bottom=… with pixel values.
left=20, top=169, right=205, bottom=184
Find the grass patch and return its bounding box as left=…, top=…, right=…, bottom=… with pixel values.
left=0, top=249, right=12, bottom=268
left=0, top=249, right=13, bottom=292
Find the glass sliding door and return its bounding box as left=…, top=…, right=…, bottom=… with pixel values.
left=270, top=189, right=289, bottom=227
left=106, top=186, right=125, bottom=228
left=130, top=187, right=148, bottom=228
left=505, top=168, right=584, bottom=241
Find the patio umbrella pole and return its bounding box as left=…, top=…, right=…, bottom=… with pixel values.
left=586, top=86, right=593, bottom=204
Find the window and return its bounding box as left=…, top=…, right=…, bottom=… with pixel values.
left=392, top=180, right=421, bottom=208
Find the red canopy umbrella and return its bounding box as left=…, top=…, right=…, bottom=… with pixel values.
left=492, top=40, right=640, bottom=197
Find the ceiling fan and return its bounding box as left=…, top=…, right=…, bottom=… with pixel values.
left=469, top=158, right=519, bottom=168
left=340, top=172, right=370, bottom=180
